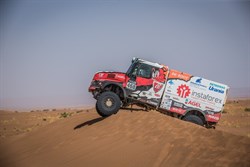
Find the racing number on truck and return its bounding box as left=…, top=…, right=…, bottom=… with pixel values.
left=126, top=80, right=136, bottom=90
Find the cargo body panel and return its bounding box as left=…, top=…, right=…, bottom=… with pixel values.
left=160, top=69, right=229, bottom=123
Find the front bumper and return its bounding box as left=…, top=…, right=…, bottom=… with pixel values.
left=88, top=81, right=104, bottom=100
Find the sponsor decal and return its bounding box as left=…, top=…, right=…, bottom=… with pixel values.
left=168, top=70, right=191, bottom=81
left=196, top=78, right=202, bottom=84
left=208, top=83, right=225, bottom=94
left=167, top=80, right=174, bottom=89
left=205, top=106, right=214, bottom=111
left=177, top=84, right=191, bottom=98
left=155, top=94, right=160, bottom=97
left=191, top=91, right=222, bottom=104
left=209, top=83, right=225, bottom=89
left=170, top=107, right=186, bottom=114
left=126, top=80, right=136, bottom=90
left=173, top=101, right=183, bottom=108
left=168, top=80, right=174, bottom=85
left=165, top=95, right=170, bottom=98
left=208, top=86, right=224, bottom=94
left=206, top=113, right=221, bottom=122
left=152, top=69, right=160, bottom=78
left=207, top=115, right=219, bottom=121
left=161, top=99, right=172, bottom=110
left=185, top=99, right=201, bottom=108
left=99, top=73, right=104, bottom=77
left=153, top=82, right=163, bottom=93
left=190, top=78, right=207, bottom=89
left=173, top=97, right=179, bottom=101
left=116, top=75, right=125, bottom=79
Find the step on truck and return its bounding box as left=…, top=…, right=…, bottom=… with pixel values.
left=88, top=58, right=229, bottom=128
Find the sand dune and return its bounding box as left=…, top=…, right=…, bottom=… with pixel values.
left=0, top=108, right=249, bottom=167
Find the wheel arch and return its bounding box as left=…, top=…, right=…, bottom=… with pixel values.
left=182, top=108, right=207, bottom=124
left=102, top=83, right=127, bottom=101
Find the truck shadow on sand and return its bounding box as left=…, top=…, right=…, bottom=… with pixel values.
left=74, top=117, right=106, bottom=130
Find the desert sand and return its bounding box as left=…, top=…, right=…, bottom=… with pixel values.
left=0, top=100, right=249, bottom=167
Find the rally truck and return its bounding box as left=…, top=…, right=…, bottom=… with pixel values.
left=88, top=58, right=229, bottom=128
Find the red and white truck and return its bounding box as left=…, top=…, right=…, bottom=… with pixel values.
left=88, top=58, right=229, bottom=128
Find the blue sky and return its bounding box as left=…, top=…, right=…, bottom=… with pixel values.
left=0, top=0, right=249, bottom=110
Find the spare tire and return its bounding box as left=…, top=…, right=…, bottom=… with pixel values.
left=183, top=115, right=204, bottom=126
left=96, top=91, right=121, bottom=117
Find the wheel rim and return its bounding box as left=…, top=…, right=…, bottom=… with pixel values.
left=105, top=98, right=114, bottom=108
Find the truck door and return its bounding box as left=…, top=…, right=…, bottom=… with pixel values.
left=125, top=63, right=166, bottom=106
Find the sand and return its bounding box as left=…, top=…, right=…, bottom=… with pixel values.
left=0, top=100, right=249, bottom=167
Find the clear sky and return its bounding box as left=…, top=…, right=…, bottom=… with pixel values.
left=0, top=0, right=249, bottom=110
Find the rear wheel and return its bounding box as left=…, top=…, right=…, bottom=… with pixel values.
left=96, top=91, right=121, bottom=117
left=183, top=115, right=204, bottom=126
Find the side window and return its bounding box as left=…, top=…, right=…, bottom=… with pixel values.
left=138, top=64, right=152, bottom=79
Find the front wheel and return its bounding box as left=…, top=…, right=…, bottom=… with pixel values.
left=96, top=91, right=121, bottom=117
left=183, top=115, right=204, bottom=126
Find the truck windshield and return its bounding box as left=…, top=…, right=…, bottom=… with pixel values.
left=126, top=62, right=138, bottom=76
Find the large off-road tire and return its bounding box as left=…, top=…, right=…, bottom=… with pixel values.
left=96, top=91, right=121, bottom=117
left=183, top=115, right=204, bottom=126
left=96, top=102, right=106, bottom=117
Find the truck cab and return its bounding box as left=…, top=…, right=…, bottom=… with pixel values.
left=89, top=58, right=168, bottom=109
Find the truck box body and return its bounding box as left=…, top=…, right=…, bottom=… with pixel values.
left=160, top=69, right=229, bottom=122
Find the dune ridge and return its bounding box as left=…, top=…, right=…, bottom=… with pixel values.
left=0, top=108, right=249, bottom=167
